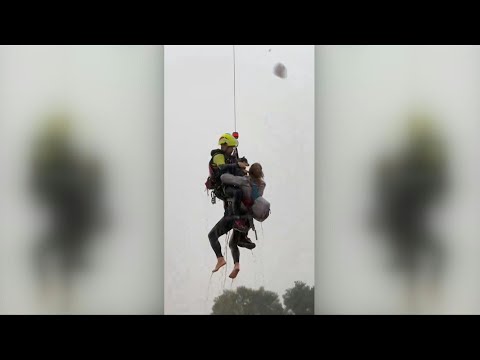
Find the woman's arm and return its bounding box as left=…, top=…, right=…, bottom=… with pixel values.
left=259, top=182, right=266, bottom=197
left=220, top=173, right=249, bottom=187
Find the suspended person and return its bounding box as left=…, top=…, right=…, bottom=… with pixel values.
left=222, top=163, right=270, bottom=279
left=221, top=163, right=269, bottom=248
left=206, top=133, right=249, bottom=230
left=206, top=133, right=250, bottom=273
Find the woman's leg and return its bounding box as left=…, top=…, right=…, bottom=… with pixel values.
left=229, top=232, right=241, bottom=279
left=208, top=216, right=233, bottom=272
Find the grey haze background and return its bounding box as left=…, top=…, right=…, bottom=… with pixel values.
left=164, top=45, right=314, bottom=314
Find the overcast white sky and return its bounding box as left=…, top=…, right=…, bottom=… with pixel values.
left=165, top=45, right=315, bottom=314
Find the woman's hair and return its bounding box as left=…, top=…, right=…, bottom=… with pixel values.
left=249, top=163, right=264, bottom=181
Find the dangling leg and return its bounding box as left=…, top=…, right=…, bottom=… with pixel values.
left=229, top=232, right=241, bottom=279
left=208, top=216, right=234, bottom=272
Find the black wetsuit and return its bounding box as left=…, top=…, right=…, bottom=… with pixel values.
left=229, top=231, right=243, bottom=264
left=208, top=151, right=248, bottom=258
left=208, top=206, right=249, bottom=260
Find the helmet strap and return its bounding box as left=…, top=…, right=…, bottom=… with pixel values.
left=233, top=147, right=239, bottom=160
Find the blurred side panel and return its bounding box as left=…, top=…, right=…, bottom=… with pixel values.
left=0, top=45, right=164, bottom=314
left=315, top=45, right=480, bottom=314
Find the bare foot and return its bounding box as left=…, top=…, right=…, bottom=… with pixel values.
left=229, top=264, right=240, bottom=279
left=212, top=257, right=226, bottom=273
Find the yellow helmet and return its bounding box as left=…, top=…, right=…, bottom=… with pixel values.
left=46, top=113, right=70, bottom=135
left=218, top=133, right=238, bottom=147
